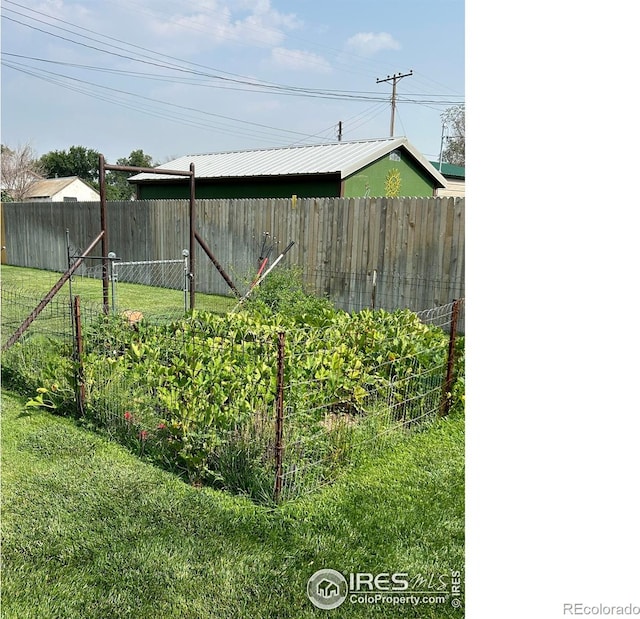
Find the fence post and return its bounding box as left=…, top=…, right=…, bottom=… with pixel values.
left=182, top=249, right=189, bottom=313
left=66, top=229, right=75, bottom=331
left=99, top=154, right=110, bottom=314
left=189, top=162, right=196, bottom=311
left=273, top=331, right=286, bottom=502
left=108, top=252, right=118, bottom=314
left=73, top=295, right=86, bottom=416
left=371, top=269, right=377, bottom=309
left=439, top=299, right=461, bottom=417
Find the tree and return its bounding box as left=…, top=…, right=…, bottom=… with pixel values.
left=107, top=149, right=155, bottom=200
left=37, top=146, right=155, bottom=200
left=39, top=145, right=101, bottom=187
left=441, top=104, right=465, bottom=167
left=1, top=143, right=44, bottom=201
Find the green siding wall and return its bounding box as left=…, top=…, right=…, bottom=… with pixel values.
left=134, top=151, right=438, bottom=200
left=136, top=175, right=341, bottom=200
left=343, top=151, right=436, bottom=198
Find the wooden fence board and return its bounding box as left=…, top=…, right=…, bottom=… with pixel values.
left=3, top=197, right=464, bottom=313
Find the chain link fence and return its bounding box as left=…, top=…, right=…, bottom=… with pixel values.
left=110, top=252, right=190, bottom=315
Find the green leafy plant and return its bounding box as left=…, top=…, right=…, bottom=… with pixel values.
left=245, top=266, right=336, bottom=326
left=2, top=334, right=77, bottom=415
left=6, top=270, right=464, bottom=502
left=25, top=383, right=70, bottom=410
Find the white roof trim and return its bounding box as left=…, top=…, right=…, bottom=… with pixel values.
left=340, top=137, right=448, bottom=187
left=129, top=137, right=448, bottom=188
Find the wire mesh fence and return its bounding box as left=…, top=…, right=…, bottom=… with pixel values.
left=1, top=278, right=464, bottom=504
left=275, top=303, right=463, bottom=501
left=303, top=267, right=465, bottom=317
left=0, top=286, right=78, bottom=404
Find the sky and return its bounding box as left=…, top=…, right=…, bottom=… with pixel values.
left=0, top=0, right=464, bottom=164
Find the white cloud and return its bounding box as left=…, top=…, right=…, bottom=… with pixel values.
left=345, top=32, right=401, bottom=56
left=269, top=47, right=332, bottom=73
left=34, top=0, right=65, bottom=12
left=148, top=0, right=301, bottom=50
left=34, top=0, right=92, bottom=25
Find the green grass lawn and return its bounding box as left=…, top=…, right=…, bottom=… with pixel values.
left=0, top=389, right=464, bottom=619
left=0, top=264, right=236, bottom=319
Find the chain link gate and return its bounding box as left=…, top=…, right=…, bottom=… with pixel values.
left=108, top=250, right=190, bottom=315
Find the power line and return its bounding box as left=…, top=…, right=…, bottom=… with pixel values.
left=109, top=0, right=463, bottom=93
left=1, top=60, right=335, bottom=145
left=2, top=8, right=464, bottom=105
left=346, top=103, right=390, bottom=134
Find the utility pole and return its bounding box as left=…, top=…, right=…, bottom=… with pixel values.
left=438, top=121, right=447, bottom=172
left=376, top=70, right=413, bottom=137
left=337, top=120, right=343, bottom=142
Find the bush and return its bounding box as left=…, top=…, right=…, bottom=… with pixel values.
left=2, top=335, right=77, bottom=415
left=245, top=267, right=336, bottom=326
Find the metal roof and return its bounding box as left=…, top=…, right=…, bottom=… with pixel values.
left=428, top=161, right=465, bottom=180
left=129, top=137, right=447, bottom=188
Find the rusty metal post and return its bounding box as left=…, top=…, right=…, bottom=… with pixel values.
left=73, top=295, right=86, bottom=416
left=66, top=228, right=75, bottom=330
left=99, top=154, right=109, bottom=314
left=99, top=155, right=196, bottom=308
left=439, top=299, right=461, bottom=417
left=195, top=230, right=240, bottom=297
left=99, top=156, right=196, bottom=309
left=189, top=162, right=196, bottom=310
left=273, top=331, right=286, bottom=502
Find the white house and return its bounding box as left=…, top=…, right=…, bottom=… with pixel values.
left=22, top=176, right=100, bottom=202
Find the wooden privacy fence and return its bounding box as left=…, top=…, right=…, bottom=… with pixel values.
left=1, top=196, right=464, bottom=313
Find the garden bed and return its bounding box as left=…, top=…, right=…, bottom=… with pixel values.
left=1, top=268, right=464, bottom=503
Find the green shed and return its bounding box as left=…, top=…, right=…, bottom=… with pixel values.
left=128, top=137, right=448, bottom=200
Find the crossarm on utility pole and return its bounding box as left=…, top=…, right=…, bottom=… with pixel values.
left=376, top=70, right=413, bottom=137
